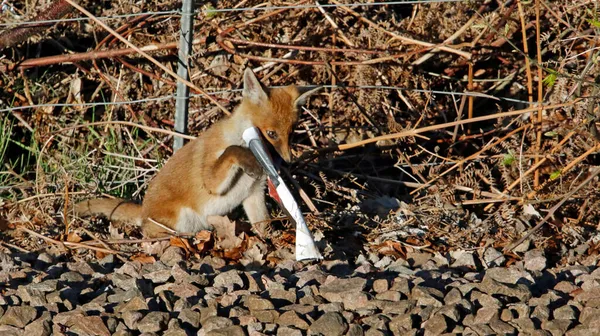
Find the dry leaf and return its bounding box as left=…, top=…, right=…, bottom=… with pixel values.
left=141, top=241, right=170, bottom=256
left=108, top=224, right=125, bottom=240
left=131, top=253, right=156, bottom=263
left=209, top=55, right=230, bottom=76
left=66, top=232, right=82, bottom=243
left=194, top=230, right=214, bottom=254
left=170, top=237, right=194, bottom=255
left=208, top=215, right=242, bottom=249
left=240, top=243, right=265, bottom=267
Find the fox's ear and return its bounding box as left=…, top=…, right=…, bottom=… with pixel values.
left=243, top=68, right=268, bottom=104
left=295, top=86, right=322, bottom=107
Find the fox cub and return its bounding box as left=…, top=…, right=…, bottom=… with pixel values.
left=75, top=68, right=319, bottom=237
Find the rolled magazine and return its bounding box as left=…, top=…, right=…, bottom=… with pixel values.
left=242, top=127, right=322, bottom=261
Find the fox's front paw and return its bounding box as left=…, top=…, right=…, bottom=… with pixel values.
left=244, top=161, right=264, bottom=179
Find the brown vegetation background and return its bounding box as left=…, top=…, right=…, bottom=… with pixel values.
left=1, top=0, right=600, bottom=266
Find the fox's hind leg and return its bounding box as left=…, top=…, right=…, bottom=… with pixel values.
left=243, top=185, right=270, bottom=236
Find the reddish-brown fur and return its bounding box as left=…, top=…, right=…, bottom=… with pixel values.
left=75, top=69, right=319, bottom=238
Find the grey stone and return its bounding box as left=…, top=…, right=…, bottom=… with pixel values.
left=554, top=305, right=577, bottom=320
left=137, top=311, right=169, bottom=333
left=554, top=281, right=579, bottom=294
left=229, top=306, right=249, bottom=319
left=508, top=303, right=530, bottom=319
left=160, top=246, right=185, bottom=266
left=340, top=291, right=373, bottom=310
left=277, top=326, right=303, bottom=336
left=0, top=305, right=37, bottom=328
left=468, top=323, right=496, bottom=335
left=361, top=314, right=390, bottom=330
left=524, top=250, right=547, bottom=272
left=411, top=285, right=444, bottom=307
left=0, top=325, right=22, bottom=336
left=531, top=305, right=550, bottom=321
left=574, top=287, right=600, bottom=306
left=264, top=324, right=277, bottom=334
left=246, top=296, right=275, bottom=310
left=24, top=316, right=51, bottom=336
left=346, top=324, right=364, bottom=336
left=122, top=311, right=143, bottom=330
left=69, top=315, right=111, bottom=336
left=281, top=304, right=317, bottom=316
left=389, top=314, right=414, bottom=334
left=478, top=274, right=532, bottom=301
left=251, top=310, right=279, bottom=323
left=114, top=295, right=149, bottom=313
left=320, top=302, right=344, bottom=313
left=29, top=280, right=59, bottom=293
left=372, top=279, right=389, bottom=293
left=179, top=308, right=201, bottom=328
left=165, top=321, right=188, bottom=336
left=422, top=313, right=447, bottom=336
left=112, top=273, right=138, bottom=291
left=277, top=311, right=309, bottom=330
left=436, top=305, right=461, bottom=322
left=364, top=329, right=387, bottom=336
left=201, top=300, right=219, bottom=322
left=320, top=278, right=367, bottom=299
left=580, top=307, right=600, bottom=325
left=489, top=319, right=516, bottom=335
left=407, top=252, right=433, bottom=267
left=471, top=291, right=501, bottom=308
left=269, top=288, right=297, bottom=305
left=567, top=326, right=600, bottom=336
left=530, top=291, right=562, bottom=307
left=486, top=267, right=534, bottom=285
left=483, top=247, right=505, bottom=267
left=205, top=325, right=246, bottom=336
left=309, top=312, right=348, bottom=336
left=214, top=270, right=245, bottom=290
left=390, top=277, right=410, bottom=295
left=474, top=307, right=499, bottom=324
left=542, top=319, right=572, bottom=336
left=143, top=269, right=172, bottom=284
left=510, top=318, right=537, bottom=333
left=385, top=261, right=415, bottom=275
left=451, top=251, right=477, bottom=270
left=295, top=269, right=328, bottom=288
left=60, top=271, right=85, bottom=283
left=200, top=316, right=233, bottom=333
left=444, top=288, right=463, bottom=305
left=375, top=290, right=401, bottom=302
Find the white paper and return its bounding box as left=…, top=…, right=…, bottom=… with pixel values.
left=276, top=177, right=322, bottom=261
left=242, top=127, right=322, bottom=261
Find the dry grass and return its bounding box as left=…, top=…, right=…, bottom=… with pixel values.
left=1, top=0, right=600, bottom=265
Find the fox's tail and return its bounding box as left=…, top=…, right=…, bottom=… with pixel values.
left=74, top=198, right=143, bottom=226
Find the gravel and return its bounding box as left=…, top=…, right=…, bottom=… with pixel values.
left=0, top=247, right=599, bottom=335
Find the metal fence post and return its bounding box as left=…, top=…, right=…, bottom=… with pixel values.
left=174, top=0, right=194, bottom=151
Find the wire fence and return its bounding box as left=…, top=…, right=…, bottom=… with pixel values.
left=0, top=85, right=536, bottom=114
left=0, top=0, right=562, bottom=125
left=0, top=0, right=467, bottom=27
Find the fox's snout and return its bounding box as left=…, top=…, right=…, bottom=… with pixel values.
left=278, top=146, right=292, bottom=163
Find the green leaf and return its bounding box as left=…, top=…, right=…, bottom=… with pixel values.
left=550, top=170, right=561, bottom=180
left=587, top=19, right=600, bottom=28
left=204, top=4, right=218, bottom=18
left=543, top=70, right=557, bottom=88
left=544, top=131, right=558, bottom=137
left=502, top=152, right=516, bottom=166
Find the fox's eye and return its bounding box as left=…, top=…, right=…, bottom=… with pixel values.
left=266, top=130, right=278, bottom=140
